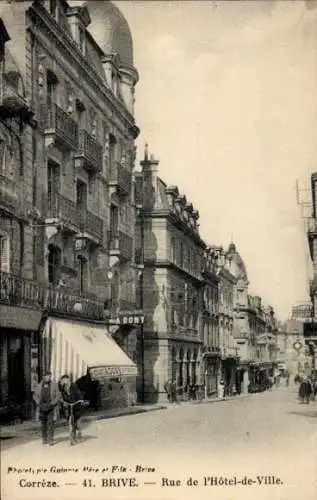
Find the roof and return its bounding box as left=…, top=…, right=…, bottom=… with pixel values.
left=87, top=1, right=134, bottom=67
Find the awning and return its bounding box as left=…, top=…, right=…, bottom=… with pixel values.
left=42, top=317, right=137, bottom=382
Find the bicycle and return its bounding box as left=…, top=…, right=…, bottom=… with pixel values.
left=63, top=400, right=89, bottom=445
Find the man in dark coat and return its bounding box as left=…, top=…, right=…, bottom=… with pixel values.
left=59, top=374, right=84, bottom=443
left=298, top=377, right=312, bottom=404
left=33, top=371, right=60, bottom=445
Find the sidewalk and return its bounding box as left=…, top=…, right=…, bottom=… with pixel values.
left=0, top=392, right=256, bottom=443
left=0, top=403, right=166, bottom=440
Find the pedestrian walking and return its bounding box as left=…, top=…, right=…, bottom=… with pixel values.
left=298, top=376, right=312, bottom=404
left=33, top=371, right=60, bottom=446
left=164, top=380, right=172, bottom=402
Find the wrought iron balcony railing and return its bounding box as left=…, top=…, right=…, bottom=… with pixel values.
left=108, top=230, right=133, bottom=261
left=108, top=161, right=132, bottom=196
left=46, top=193, right=80, bottom=232
left=45, top=194, right=103, bottom=242
left=0, top=79, right=29, bottom=117
left=40, top=103, right=78, bottom=151
left=75, top=130, right=103, bottom=174
left=0, top=272, right=105, bottom=321
left=78, top=208, right=103, bottom=242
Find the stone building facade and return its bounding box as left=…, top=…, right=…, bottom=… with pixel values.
left=135, top=148, right=206, bottom=403
left=0, top=0, right=141, bottom=421
left=200, top=246, right=220, bottom=396
left=306, top=172, right=317, bottom=369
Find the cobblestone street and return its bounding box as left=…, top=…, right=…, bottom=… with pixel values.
left=2, top=386, right=317, bottom=500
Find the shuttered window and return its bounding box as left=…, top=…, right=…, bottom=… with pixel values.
left=0, top=235, right=10, bottom=273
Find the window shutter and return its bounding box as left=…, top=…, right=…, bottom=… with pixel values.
left=0, top=236, right=10, bottom=273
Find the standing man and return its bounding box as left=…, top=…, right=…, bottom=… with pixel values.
left=33, top=370, right=60, bottom=445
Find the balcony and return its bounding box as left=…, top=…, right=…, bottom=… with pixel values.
left=46, top=193, right=80, bottom=233
left=0, top=79, right=31, bottom=121
left=75, top=130, right=103, bottom=174
left=0, top=173, right=19, bottom=215
left=108, top=230, right=133, bottom=262
left=78, top=209, right=103, bottom=244
left=0, top=272, right=105, bottom=321
left=40, top=103, right=78, bottom=151
left=108, top=161, right=132, bottom=196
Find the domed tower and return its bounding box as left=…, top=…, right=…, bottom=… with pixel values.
left=87, top=0, right=138, bottom=116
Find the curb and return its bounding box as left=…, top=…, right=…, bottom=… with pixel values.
left=1, top=405, right=166, bottom=439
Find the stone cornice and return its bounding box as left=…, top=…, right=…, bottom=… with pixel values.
left=143, top=209, right=206, bottom=248
left=145, top=259, right=203, bottom=285
left=27, top=3, right=138, bottom=136
left=218, top=267, right=238, bottom=284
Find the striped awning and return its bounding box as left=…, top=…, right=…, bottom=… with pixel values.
left=42, top=317, right=137, bottom=382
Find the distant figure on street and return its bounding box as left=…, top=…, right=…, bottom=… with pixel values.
left=298, top=377, right=312, bottom=404
left=33, top=371, right=60, bottom=446
left=285, top=373, right=290, bottom=387
left=164, top=381, right=172, bottom=402
left=294, top=374, right=301, bottom=385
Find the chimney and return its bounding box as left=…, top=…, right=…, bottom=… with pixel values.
left=140, top=144, right=160, bottom=211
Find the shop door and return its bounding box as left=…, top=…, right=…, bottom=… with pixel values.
left=7, top=334, right=25, bottom=406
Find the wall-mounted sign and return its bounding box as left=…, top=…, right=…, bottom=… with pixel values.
left=90, top=365, right=137, bottom=379
left=108, top=315, right=145, bottom=326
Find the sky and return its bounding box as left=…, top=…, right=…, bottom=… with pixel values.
left=113, top=0, right=317, bottom=320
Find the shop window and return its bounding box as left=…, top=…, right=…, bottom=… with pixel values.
left=0, top=234, right=10, bottom=273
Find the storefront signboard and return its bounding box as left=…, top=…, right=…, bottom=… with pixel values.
left=108, top=315, right=145, bottom=326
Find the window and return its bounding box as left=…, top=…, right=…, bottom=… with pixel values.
left=170, top=237, right=175, bottom=262
left=0, top=234, right=10, bottom=273
left=110, top=205, right=119, bottom=236
left=0, top=137, right=14, bottom=179
left=79, top=27, right=86, bottom=55
left=32, top=134, right=37, bottom=206
left=78, top=255, right=88, bottom=293
left=180, top=242, right=184, bottom=268
left=49, top=0, right=57, bottom=16
left=76, top=179, right=87, bottom=210
left=48, top=245, right=61, bottom=285
left=65, top=82, right=74, bottom=114
left=90, top=110, right=98, bottom=138
left=109, top=134, right=117, bottom=164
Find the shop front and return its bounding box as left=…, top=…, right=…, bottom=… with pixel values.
left=221, top=355, right=238, bottom=396
left=41, top=317, right=138, bottom=411
left=0, top=304, right=43, bottom=422
left=203, top=350, right=221, bottom=397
